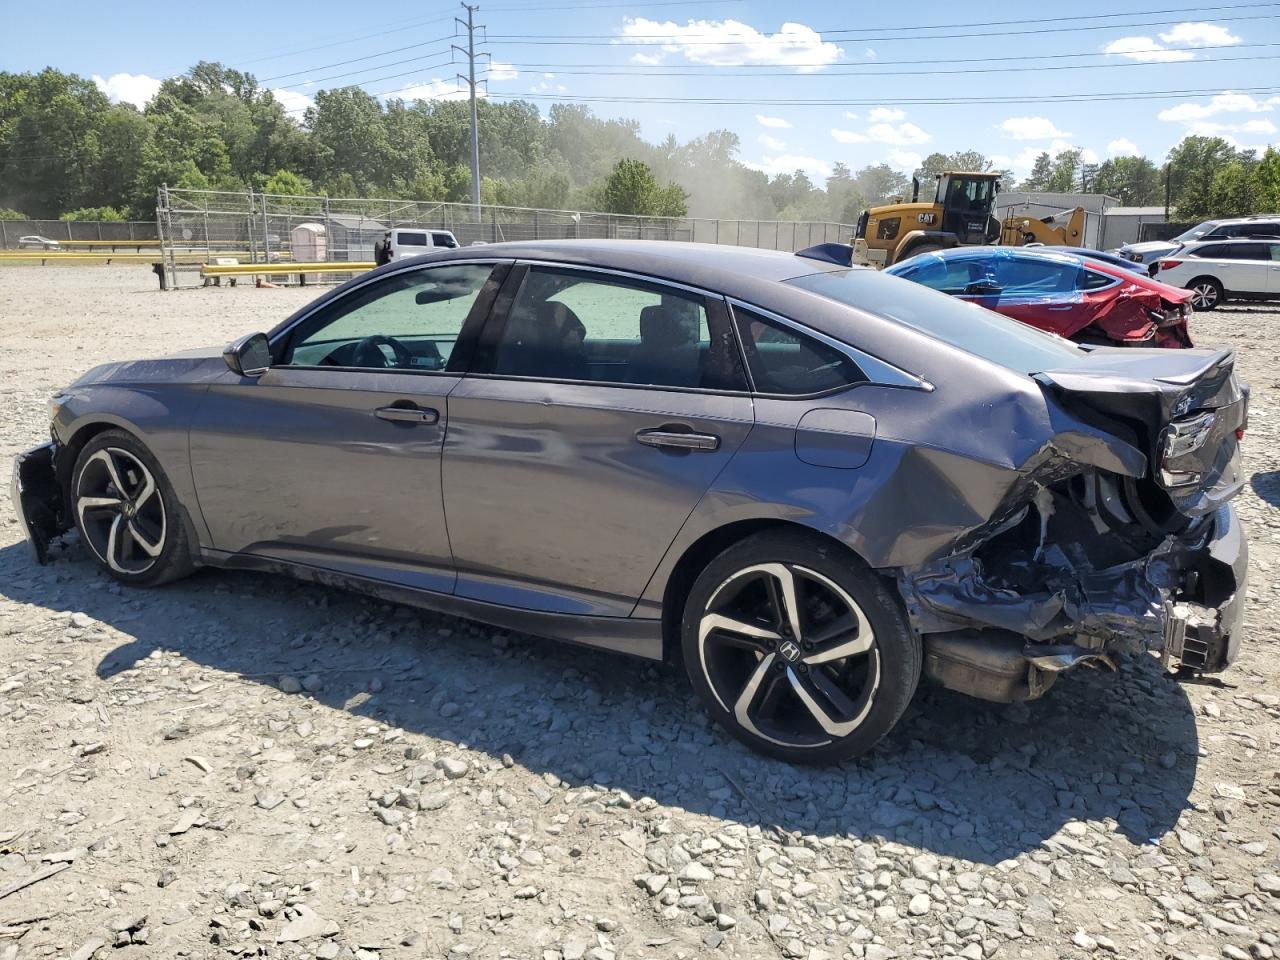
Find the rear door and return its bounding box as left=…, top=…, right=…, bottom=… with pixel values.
left=441, top=263, right=754, bottom=617
left=1266, top=242, right=1280, bottom=295
left=1223, top=242, right=1273, bottom=294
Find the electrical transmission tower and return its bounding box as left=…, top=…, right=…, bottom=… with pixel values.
left=454, top=3, right=488, bottom=218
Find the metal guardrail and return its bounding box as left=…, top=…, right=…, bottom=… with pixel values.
left=200, top=261, right=373, bottom=281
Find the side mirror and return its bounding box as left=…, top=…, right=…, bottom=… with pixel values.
left=223, top=332, right=272, bottom=377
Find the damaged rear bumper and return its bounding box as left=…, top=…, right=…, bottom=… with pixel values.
left=904, top=503, right=1247, bottom=702
left=10, top=442, right=65, bottom=565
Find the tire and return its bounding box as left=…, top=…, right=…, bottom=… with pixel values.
left=900, top=242, right=944, bottom=261
left=70, top=429, right=196, bottom=587
left=1187, top=276, right=1224, bottom=311
left=680, top=530, right=920, bottom=764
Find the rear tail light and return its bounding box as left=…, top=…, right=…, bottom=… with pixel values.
left=1236, top=428, right=1246, bottom=441
left=1159, top=259, right=1183, bottom=270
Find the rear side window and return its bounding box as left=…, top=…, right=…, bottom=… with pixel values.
left=1234, top=242, right=1272, bottom=260
left=731, top=307, right=864, bottom=396
left=397, top=231, right=429, bottom=246
left=787, top=269, right=1092, bottom=374
left=1081, top=269, right=1116, bottom=290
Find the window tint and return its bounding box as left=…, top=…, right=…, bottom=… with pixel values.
left=732, top=307, right=864, bottom=395
left=430, top=232, right=458, bottom=248
left=481, top=267, right=746, bottom=390
left=899, top=257, right=979, bottom=294
left=396, top=231, right=429, bottom=246
left=1081, top=269, right=1116, bottom=290
left=284, top=263, right=493, bottom=370
left=787, top=269, right=1092, bottom=375
left=1270, top=243, right=1280, bottom=261
left=1234, top=242, right=1271, bottom=260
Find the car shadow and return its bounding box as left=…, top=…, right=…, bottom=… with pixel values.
left=1251, top=470, right=1280, bottom=508
left=0, top=536, right=1200, bottom=865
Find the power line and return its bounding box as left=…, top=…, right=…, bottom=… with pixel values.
left=235, top=14, right=457, bottom=67
left=486, top=10, right=1280, bottom=44
left=497, top=40, right=1277, bottom=71
left=473, top=84, right=1280, bottom=107
left=272, top=49, right=457, bottom=91
left=260, top=34, right=458, bottom=83
left=501, top=51, right=1280, bottom=79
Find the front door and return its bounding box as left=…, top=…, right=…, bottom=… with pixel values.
left=442, top=264, right=755, bottom=617
left=189, top=261, right=504, bottom=592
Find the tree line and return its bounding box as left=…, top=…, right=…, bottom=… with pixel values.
left=2, top=64, right=1278, bottom=225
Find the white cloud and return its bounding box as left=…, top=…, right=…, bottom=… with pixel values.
left=1158, top=22, right=1242, bottom=47
left=386, top=79, right=474, bottom=103
left=830, top=109, right=930, bottom=147
left=842, top=111, right=858, bottom=121
left=530, top=75, right=568, bottom=94
left=864, top=48, right=877, bottom=60
left=886, top=151, right=922, bottom=173
left=756, top=114, right=792, bottom=128
left=1102, top=36, right=1194, bottom=62
left=488, top=61, right=519, bottom=81
left=92, top=72, right=162, bottom=107
left=630, top=52, right=665, bottom=65
left=759, top=133, right=787, bottom=151
left=1103, top=22, right=1240, bottom=62
left=867, top=106, right=904, bottom=122
left=744, top=153, right=833, bottom=178
left=272, top=88, right=314, bottom=114
left=998, top=116, right=1071, bottom=140
left=1107, top=137, right=1141, bottom=157
left=619, top=18, right=843, bottom=72
left=1158, top=91, right=1280, bottom=122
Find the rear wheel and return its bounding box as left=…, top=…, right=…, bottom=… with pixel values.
left=1187, top=277, right=1224, bottom=311
left=71, top=430, right=196, bottom=586
left=680, top=531, right=920, bottom=764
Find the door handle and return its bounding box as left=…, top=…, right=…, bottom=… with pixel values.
left=636, top=428, right=720, bottom=451
left=374, top=405, right=439, bottom=424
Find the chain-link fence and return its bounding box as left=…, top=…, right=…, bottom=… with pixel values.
left=156, top=186, right=856, bottom=289
left=0, top=219, right=158, bottom=248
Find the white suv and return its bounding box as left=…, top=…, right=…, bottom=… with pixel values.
left=390, top=228, right=459, bottom=260
left=1152, top=239, right=1280, bottom=310
left=1118, top=215, right=1280, bottom=265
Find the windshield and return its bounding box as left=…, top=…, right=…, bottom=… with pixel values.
left=785, top=269, right=1092, bottom=374
left=1174, top=220, right=1218, bottom=243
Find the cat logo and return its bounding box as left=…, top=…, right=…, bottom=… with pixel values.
left=917, top=213, right=936, bottom=225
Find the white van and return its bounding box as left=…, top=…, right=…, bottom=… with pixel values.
left=389, top=228, right=459, bottom=260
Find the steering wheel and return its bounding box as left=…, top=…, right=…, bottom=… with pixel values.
left=351, top=335, right=412, bottom=369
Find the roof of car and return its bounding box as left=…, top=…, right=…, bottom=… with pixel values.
left=420, top=239, right=850, bottom=284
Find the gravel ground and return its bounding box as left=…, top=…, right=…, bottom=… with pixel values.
left=0, top=265, right=1278, bottom=960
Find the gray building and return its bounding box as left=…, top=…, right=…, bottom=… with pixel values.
left=1098, top=206, right=1168, bottom=249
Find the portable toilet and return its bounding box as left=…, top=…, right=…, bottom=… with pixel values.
left=290, top=222, right=326, bottom=262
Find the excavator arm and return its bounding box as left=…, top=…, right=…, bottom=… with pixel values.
left=1001, top=206, right=1086, bottom=247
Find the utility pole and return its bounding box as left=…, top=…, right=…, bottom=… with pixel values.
left=454, top=3, right=486, bottom=218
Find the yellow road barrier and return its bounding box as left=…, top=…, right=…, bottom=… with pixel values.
left=200, top=261, right=373, bottom=279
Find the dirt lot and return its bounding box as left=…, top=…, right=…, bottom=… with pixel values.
left=1, top=265, right=1278, bottom=960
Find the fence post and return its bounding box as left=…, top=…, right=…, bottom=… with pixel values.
left=0, top=220, right=7, bottom=249
left=533, top=209, right=539, bottom=240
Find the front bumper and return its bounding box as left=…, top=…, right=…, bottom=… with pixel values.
left=10, top=442, right=65, bottom=565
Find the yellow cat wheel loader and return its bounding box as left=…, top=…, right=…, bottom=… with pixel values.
left=850, top=171, right=1085, bottom=268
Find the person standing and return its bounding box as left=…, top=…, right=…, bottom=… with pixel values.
left=374, top=231, right=392, bottom=266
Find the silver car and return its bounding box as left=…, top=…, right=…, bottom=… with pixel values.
left=11, top=240, right=1248, bottom=763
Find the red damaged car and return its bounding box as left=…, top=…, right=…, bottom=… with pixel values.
left=885, top=246, right=1193, bottom=348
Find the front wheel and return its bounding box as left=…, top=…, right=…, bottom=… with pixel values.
left=680, top=531, right=920, bottom=764
left=1187, top=277, right=1224, bottom=311
left=71, top=430, right=196, bottom=586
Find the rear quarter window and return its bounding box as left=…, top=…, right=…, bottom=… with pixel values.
left=396, top=231, right=429, bottom=246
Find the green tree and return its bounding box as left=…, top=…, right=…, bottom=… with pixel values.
left=1257, top=147, right=1280, bottom=214
left=1167, top=136, right=1240, bottom=220
left=0, top=207, right=27, bottom=219
left=60, top=206, right=124, bottom=221
left=1207, top=160, right=1258, bottom=218
left=598, top=158, right=687, bottom=216
left=1091, top=155, right=1161, bottom=205
left=851, top=163, right=909, bottom=206
left=1020, top=153, right=1054, bottom=191
left=261, top=169, right=313, bottom=195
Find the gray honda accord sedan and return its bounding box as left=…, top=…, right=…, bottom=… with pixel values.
left=11, top=240, right=1248, bottom=763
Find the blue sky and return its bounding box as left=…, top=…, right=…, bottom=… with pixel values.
left=4, top=0, right=1280, bottom=182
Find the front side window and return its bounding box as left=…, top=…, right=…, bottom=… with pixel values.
left=732, top=307, right=864, bottom=396
left=283, top=263, right=494, bottom=370
left=479, top=267, right=746, bottom=390
left=431, top=232, right=458, bottom=248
